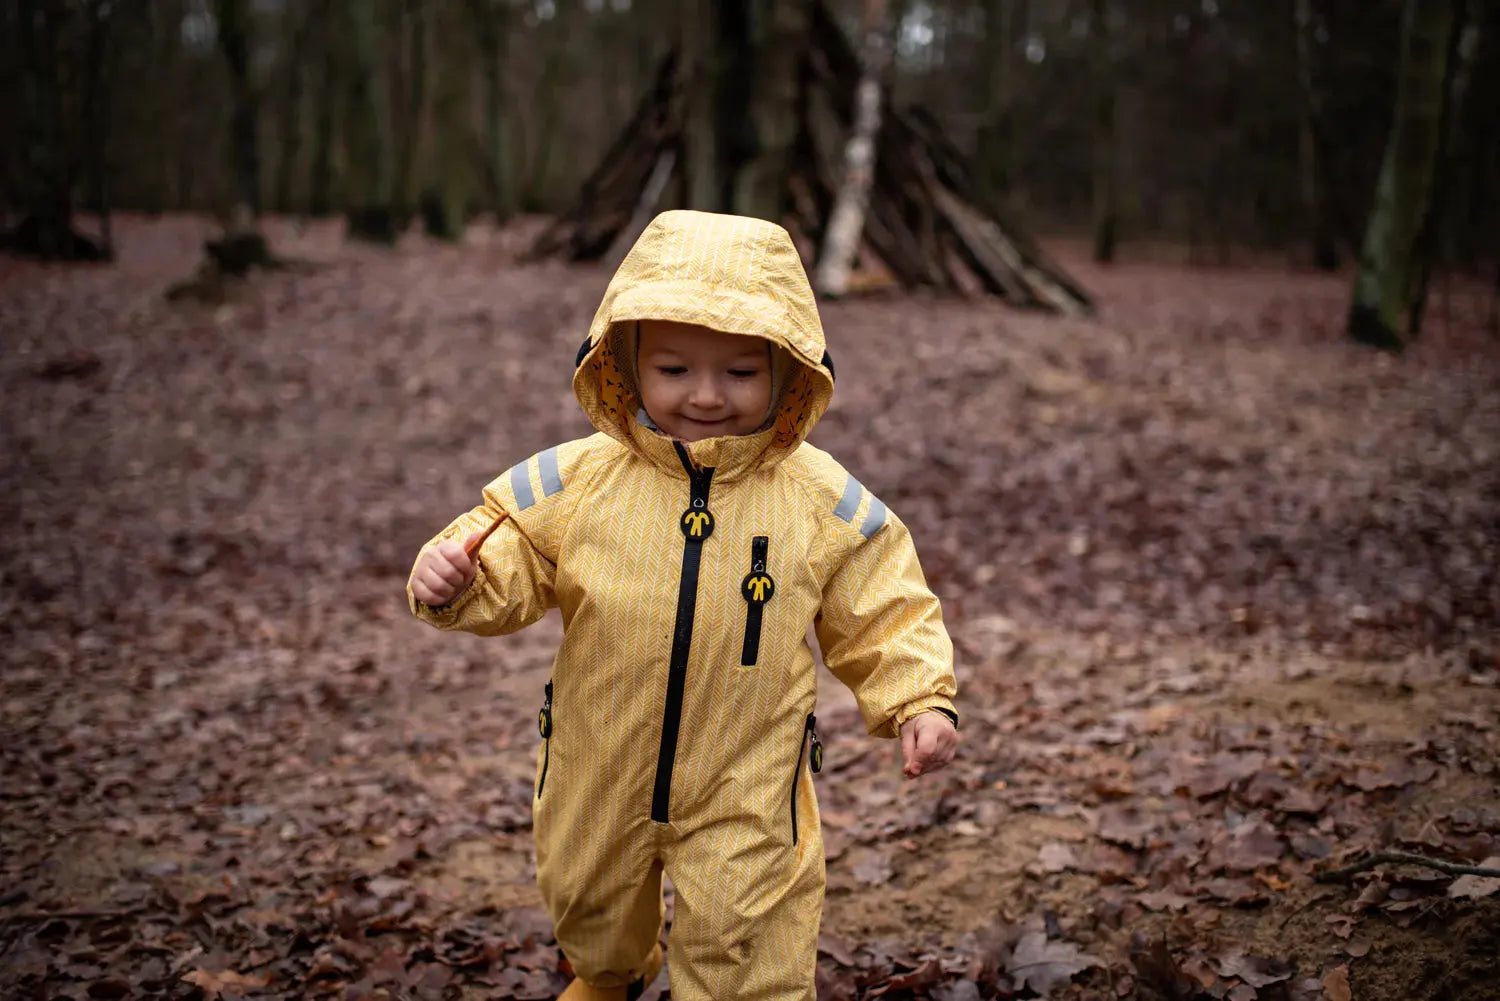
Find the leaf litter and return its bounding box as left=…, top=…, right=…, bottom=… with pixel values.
left=2, top=216, right=1498, bottom=999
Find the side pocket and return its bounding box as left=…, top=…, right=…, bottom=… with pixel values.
left=790, top=713, right=822, bottom=845
left=740, top=536, right=775, bottom=666
left=537, top=681, right=554, bottom=800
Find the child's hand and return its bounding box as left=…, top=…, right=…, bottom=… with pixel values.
left=411, top=531, right=485, bottom=606
left=900, top=712, right=958, bottom=779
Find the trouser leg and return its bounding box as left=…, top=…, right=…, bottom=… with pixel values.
left=538, top=835, right=664, bottom=988
left=662, top=800, right=824, bottom=1000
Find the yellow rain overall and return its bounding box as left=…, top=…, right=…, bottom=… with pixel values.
left=409, top=211, right=957, bottom=999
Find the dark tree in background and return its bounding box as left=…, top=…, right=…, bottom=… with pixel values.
left=678, top=0, right=807, bottom=221
left=1294, top=0, right=1337, bottom=269
left=216, top=0, right=262, bottom=225
left=1349, top=0, right=1458, bottom=350
left=3, top=0, right=109, bottom=260
left=1088, top=0, right=1117, bottom=263
left=344, top=0, right=398, bottom=241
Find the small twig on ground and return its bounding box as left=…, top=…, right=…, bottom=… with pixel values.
left=1316, top=850, right=1500, bottom=884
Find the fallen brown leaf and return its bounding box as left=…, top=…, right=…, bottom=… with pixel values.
left=180, top=968, right=270, bottom=1000
left=1322, top=964, right=1352, bottom=1001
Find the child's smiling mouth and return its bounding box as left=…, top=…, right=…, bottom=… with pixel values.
left=680, top=414, right=734, bottom=428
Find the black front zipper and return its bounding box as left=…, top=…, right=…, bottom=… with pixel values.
left=537, top=681, right=554, bottom=799
left=740, top=536, right=774, bottom=665
left=791, top=713, right=822, bottom=845
left=651, top=443, right=716, bottom=823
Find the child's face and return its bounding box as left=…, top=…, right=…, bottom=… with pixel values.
left=637, top=320, right=773, bottom=442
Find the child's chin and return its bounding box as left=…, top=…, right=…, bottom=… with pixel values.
left=671, top=419, right=744, bottom=441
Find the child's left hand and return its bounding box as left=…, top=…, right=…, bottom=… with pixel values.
left=900, top=712, right=958, bottom=779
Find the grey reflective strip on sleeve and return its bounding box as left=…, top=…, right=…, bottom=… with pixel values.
left=858, top=495, right=887, bottom=538
left=833, top=474, right=864, bottom=523
left=538, top=446, right=563, bottom=498
left=509, top=459, right=536, bottom=510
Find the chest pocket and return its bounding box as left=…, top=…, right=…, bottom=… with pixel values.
left=739, top=536, right=775, bottom=666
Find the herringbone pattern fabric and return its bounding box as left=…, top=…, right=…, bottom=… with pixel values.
left=408, top=211, right=955, bottom=998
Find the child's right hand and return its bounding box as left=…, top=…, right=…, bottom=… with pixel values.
left=410, top=531, right=485, bottom=607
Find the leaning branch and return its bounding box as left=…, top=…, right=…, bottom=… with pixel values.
left=1316, top=851, right=1500, bottom=884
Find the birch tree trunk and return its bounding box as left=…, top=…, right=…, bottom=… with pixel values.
left=1349, top=0, right=1457, bottom=349
left=815, top=0, right=888, bottom=297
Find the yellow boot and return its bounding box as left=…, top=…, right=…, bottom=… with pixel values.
left=557, top=943, right=662, bottom=1001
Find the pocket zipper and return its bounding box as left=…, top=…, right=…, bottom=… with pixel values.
left=537, top=681, right=554, bottom=799
left=790, top=713, right=822, bottom=845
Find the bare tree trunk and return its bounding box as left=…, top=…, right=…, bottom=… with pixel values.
left=523, top=5, right=572, bottom=211
left=1349, top=0, right=1457, bottom=350
left=211, top=0, right=272, bottom=273
left=978, top=0, right=1025, bottom=205
left=82, top=0, right=115, bottom=259
left=345, top=0, right=397, bottom=242
left=6, top=0, right=102, bottom=260
left=309, top=0, right=338, bottom=217
left=1409, top=0, right=1472, bottom=335
left=1090, top=0, right=1118, bottom=263
left=469, top=0, right=513, bottom=220
left=275, top=4, right=313, bottom=213
left=422, top=1, right=466, bottom=240
left=679, top=0, right=720, bottom=209
left=217, top=0, right=262, bottom=224
left=393, top=0, right=428, bottom=218
left=734, top=0, right=809, bottom=219
left=679, top=0, right=808, bottom=218
left=1294, top=0, right=1337, bottom=269
left=815, top=0, right=888, bottom=296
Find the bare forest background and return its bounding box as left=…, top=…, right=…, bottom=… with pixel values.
left=5, top=0, right=1499, bottom=285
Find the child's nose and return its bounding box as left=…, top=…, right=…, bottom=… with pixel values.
left=688, top=375, right=726, bottom=408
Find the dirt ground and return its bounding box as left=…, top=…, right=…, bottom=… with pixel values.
left=2, top=215, right=1497, bottom=1000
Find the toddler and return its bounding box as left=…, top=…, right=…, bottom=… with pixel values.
left=409, top=210, right=958, bottom=1000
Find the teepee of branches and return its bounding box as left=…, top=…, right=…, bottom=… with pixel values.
left=527, top=0, right=1092, bottom=314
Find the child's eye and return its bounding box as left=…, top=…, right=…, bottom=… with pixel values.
left=657, top=366, right=687, bottom=376
left=728, top=368, right=761, bottom=379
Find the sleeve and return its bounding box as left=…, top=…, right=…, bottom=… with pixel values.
left=814, top=504, right=958, bottom=738
left=407, top=442, right=584, bottom=636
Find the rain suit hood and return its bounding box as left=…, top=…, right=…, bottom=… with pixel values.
left=573, top=210, right=836, bottom=480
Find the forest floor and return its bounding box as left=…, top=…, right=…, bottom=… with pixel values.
left=2, top=214, right=1498, bottom=1001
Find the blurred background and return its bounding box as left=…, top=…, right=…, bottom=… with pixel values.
left=3, top=0, right=1498, bottom=335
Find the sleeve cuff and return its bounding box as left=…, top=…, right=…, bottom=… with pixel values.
left=410, top=561, right=488, bottom=627
left=886, top=695, right=959, bottom=736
